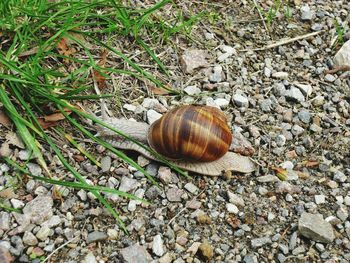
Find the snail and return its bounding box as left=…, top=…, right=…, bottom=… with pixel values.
left=98, top=105, right=255, bottom=176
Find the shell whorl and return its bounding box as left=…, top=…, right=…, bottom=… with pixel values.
left=147, top=105, right=232, bottom=162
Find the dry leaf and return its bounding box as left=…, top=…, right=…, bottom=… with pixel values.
left=52, top=186, right=64, bottom=203
left=296, top=171, right=310, bottom=179
left=44, top=109, right=72, bottom=122
left=227, top=214, right=240, bottom=229
left=0, top=110, right=11, bottom=127
left=37, top=108, right=72, bottom=129
left=73, top=154, right=85, bottom=162
left=66, top=31, right=93, bottom=49
left=56, top=37, right=76, bottom=59
left=149, top=86, right=171, bottom=95
left=305, top=161, right=319, bottom=168
left=93, top=49, right=108, bottom=89
left=6, top=131, right=25, bottom=148
left=37, top=118, right=59, bottom=129
left=271, top=166, right=288, bottom=181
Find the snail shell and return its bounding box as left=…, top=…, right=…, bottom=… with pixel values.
left=147, top=105, right=232, bottom=162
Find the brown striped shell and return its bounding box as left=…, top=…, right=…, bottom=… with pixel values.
left=147, top=105, right=232, bottom=162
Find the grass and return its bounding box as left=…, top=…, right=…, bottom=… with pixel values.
left=333, top=18, right=348, bottom=48
left=254, top=0, right=292, bottom=29
left=0, top=0, right=199, bottom=232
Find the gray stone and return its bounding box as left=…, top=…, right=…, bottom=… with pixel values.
left=233, top=94, right=249, bottom=108
left=315, top=243, right=325, bottom=252
left=184, top=85, right=201, bottom=96
left=119, top=177, right=139, bottom=193
left=260, top=99, right=272, bottom=112
left=87, top=231, right=108, bottom=244
left=298, top=212, right=335, bottom=243
left=251, top=236, right=272, bottom=248
left=334, top=171, right=347, bottom=183
left=23, top=231, right=38, bottom=246
left=158, top=166, right=172, bottom=184
left=291, top=124, right=304, bottom=136
left=294, top=83, right=313, bottom=97
left=285, top=87, right=305, bottom=102
left=26, top=180, right=36, bottom=192
left=272, top=72, right=289, bottom=79
left=289, top=231, right=298, bottom=250
left=147, top=110, right=162, bottom=125
left=301, top=5, right=314, bottom=20
left=209, top=65, right=223, bottom=83
left=334, top=39, right=350, bottom=66
left=227, top=191, right=245, bottom=207
left=278, top=253, right=287, bottom=263
left=276, top=134, right=286, bottom=146
left=101, top=156, right=111, bottom=173
left=264, top=67, right=271, bottom=77
left=280, top=161, right=294, bottom=170
left=26, top=163, right=42, bottom=176
left=226, top=203, right=239, bottom=214
left=344, top=196, right=350, bottom=206
left=214, top=98, right=230, bottom=108
left=127, top=218, right=146, bottom=232
left=152, top=234, right=165, bottom=257
left=217, top=45, right=236, bottom=61
left=336, top=206, right=349, bottom=221
left=0, top=212, right=10, bottom=231
left=298, top=110, right=311, bottom=124
left=85, top=252, right=98, bottom=263
left=123, top=104, right=137, bottom=112
left=77, top=189, right=87, bottom=201
left=18, top=150, right=31, bottom=160
left=166, top=188, right=184, bottom=202
left=256, top=174, right=278, bottom=183
left=34, top=186, right=48, bottom=196
left=23, top=195, right=53, bottom=224
left=120, top=243, right=153, bottom=263
left=107, top=229, right=119, bottom=240
left=36, top=226, right=51, bottom=241
left=243, top=254, right=258, bottom=263
left=324, top=74, right=336, bottom=82
left=292, top=246, right=305, bottom=255
left=145, top=185, right=162, bottom=199
left=279, top=244, right=289, bottom=254
left=310, top=123, right=322, bottom=133
left=315, top=195, right=326, bottom=204
left=180, top=49, right=209, bottom=73
left=142, top=98, right=167, bottom=113
left=41, top=215, right=61, bottom=228
left=44, top=244, right=55, bottom=252
left=184, top=183, right=198, bottom=194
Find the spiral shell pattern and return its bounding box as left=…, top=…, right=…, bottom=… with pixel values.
left=148, top=105, right=232, bottom=162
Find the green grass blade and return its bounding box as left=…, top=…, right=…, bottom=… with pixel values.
left=136, top=39, right=169, bottom=76
left=61, top=130, right=101, bottom=167
left=4, top=157, right=148, bottom=204
left=0, top=85, right=50, bottom=176
left=8, top=84, right=128, bottom=232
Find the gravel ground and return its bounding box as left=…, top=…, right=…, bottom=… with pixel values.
left=1, top=1, right=350, bottom=263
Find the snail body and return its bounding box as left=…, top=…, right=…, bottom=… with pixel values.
left=98, top=105, right=255, bottom=176
left=148, top=105, right=232, bottom=162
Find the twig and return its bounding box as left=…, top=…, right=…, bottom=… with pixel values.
left=167, top=189, right=205, bottom=226
left=43, top=219, right=88, bottom=263
left=92, top=68, right=111, bottom=119
left=42, top=235, right=79, bottom=263
left=324, top=65, right=350, bottom=74
left=252, top=0, right=269, bottom=34
left=240, top=31, right=324, bottom=52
